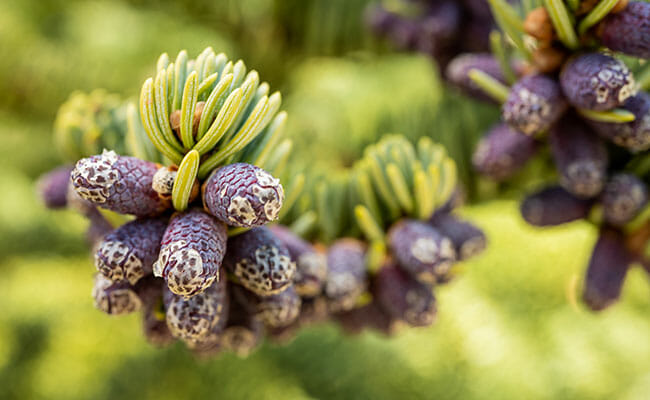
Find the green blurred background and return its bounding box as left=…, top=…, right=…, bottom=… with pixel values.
left=1, top=1, right=649, bottom=399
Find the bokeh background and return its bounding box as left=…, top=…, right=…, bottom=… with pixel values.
left=1, top=1, right=649, bottom=399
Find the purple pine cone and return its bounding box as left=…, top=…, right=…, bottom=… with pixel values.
left=549, top=114, right=608, bottom=198
left=372, top=262, right=437, bottom=327
left=325, top=238, right=368, bottom=312
left=224, top=227, right=296, bottom=296
left=503, top=74, right=567, bottom=135
left=70, top=150, right=170, bottom=217
left=255, top=286, right=301, bottom=328
left=520, top=186, right=593, bottom=226
left=154, top=210, right=227, bottom=298
left=602, top=174, right=648, bottom=227
left=203, top=163, right=284, bottom=228
left=560, top=53, right=636, bottom=111
left=583, top=228, right=632, bottom=311
left=269, top=225, right=328, bottom=297
left=599, top=2, right=650, bottom=59
left=387, top=219, right=456, bottom=284
left=164, top=276, right=229, bottom=344
left=446, top=54, right=508, bottom=103
left=136, top=276, right=175, bottom=347
left=37, top=165, right=73, bottom=209
left=92, top=274, right=141, bottom=315
left=335, top=302, right=397, bottom=336
left=416, top=1, right=462, bottom=54
left=220, top=288, right=263, bottom=357
left=95, top=218, right=167, bottom=285
left=472, top=123, right=539, bottom=181
left=589, top=92, right=650, bottom=152
left=429, top=213, right=486, bottom=260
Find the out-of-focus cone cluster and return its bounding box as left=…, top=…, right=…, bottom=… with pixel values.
left=285, top=135, right=486, bottom=336
left=365, top=0, right=500, bottom=68
left=449, top=0, right=650, bottom=311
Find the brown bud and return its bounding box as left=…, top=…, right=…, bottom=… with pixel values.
left=532, top=46, right=566, bottom=73
left=524, top=7, right=554, bottom=41
left=169, top=110, right=181, bottom=132
left=193, top=101, right=206, bottom=135
left=611, top=0, right=629, bottom=14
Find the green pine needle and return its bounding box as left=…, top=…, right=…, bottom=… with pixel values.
left=577, top=108, right=636, bottom=123
left=490, top=30, right=517, bottom=84
left=544, top=0, right=580, bottom=49
left=354, top=205, right=385, bottom=243
left=171, top=149, right=199, bottom=211
left=578, top=0, right=620, bottom=35
left=180, top=71, right=199, bottom=149
left=386, top=163, right=414, bottom=213
left=139, top=78, right=183, bottom=164
left=467, top=68, right=510, bottom=103
left=193, top=87, right=243, bottom=155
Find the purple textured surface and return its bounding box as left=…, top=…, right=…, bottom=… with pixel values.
left=520, top=186, right=593, bottom=227
left=583, top=228, right=632, bottom=311
left=92, top=274, right=141, bottom=315
left=269, top=225, right=327, bottom=297
left=549, top=113, right=608, bottom=198
left=387, top=219, right=456, bottom=284
left=589, top=92, right=650, bottom=152
left=472, top=123, right=538, bottom=181
left=335, top=302, right=396, bottom=336
left=155, top=210, right=227, bottom=298
left=224, top=227, right=296, bottom=296
left=164, top=276, right=229, bottom=344
left=325, top=238, right=367, bottom=312
left=560, top=53, right=636, bottom=111
left=503, top=74, right=567, bottom=135
left=203, top=163, right=284, bottom=228
left=71, top=151, right=169, bottom=217
left=599, top=2, right=650, bottom=58
left=95, top=218, right=167, bottom=284
left=372, top=262, right=437, bottom=327
left=602, top=174, right=648, bottom=227
left=255, top=285, right=301, bottom=328
left=37, top=165, right=73, bottom=209
left=429, top=213, right=486, bottom=261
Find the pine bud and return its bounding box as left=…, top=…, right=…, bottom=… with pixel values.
left=387, top=220, right=456, bottom=284
left=268, top=225, right=328, bottom=297
left=203, top=163, right=284, bottom=228
left=92, top=274, right=141, bottom=315
left=37, top=165, right=73, bottom=209
left=472, top=123, right=539, bottom=181
left=154, top=210, right=227, bottom=298
left=95, top=218, right=167, bottom=284
left=429, top=213, right=486, bottom=260
left=325, top=238, right=368, bottom=312
left=372, top=262, right=437, bottom=327
left=520, top=186, right=593, bottom=226
left=560, top=53, right=636, bottom=111
left=583, top=228, right=632, bottom=311
left=589, top=92, right=650, bottom=153
left=71, top=150, right=170, bottom=217
left=598, top=2, right=650, bottom=58
left=602, top=174, right=648, bottom=226
left=549, top=114, right=608, bottom=198
left=224, top=227, right=296, bottom=296
left=503, top=74, right=567, bottom=135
